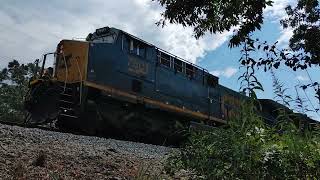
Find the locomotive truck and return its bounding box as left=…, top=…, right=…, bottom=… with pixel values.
left=24, top=27, right=317, bottom=144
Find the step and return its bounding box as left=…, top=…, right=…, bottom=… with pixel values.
left=59, top=86, right=73, bottom=90
left=59, top=107, right=75, bottom=114
left=59, top=86, right=74, bottom=94
left=59, top=113, right=79, bottom=119
left=60, top=94, right=75, bottom=102
left=59, top=107, right=74, bottom=111
left=59, top=100, right=74, bottom=104
left=60, top=93, right=73, bottom=97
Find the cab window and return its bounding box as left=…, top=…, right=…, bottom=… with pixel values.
left=123, top=35, right=146, bottom=58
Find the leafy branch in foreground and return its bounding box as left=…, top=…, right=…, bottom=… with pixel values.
left=281, top=0, right=320, bottom=66
left=237, top=37, right=320, bottom=110
left=238, top=37, right=264, bottom=98
left=154, top=0, right=273, bottom=47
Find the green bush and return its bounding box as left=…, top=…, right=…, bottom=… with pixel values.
left=0, top=60, right=36, bottom=123
left=0, top=84, right=27, bottom=122
left=166, top=100, right=320, bottom=179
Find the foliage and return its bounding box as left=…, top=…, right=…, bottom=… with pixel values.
left=154, top=0, right=273, bottom=47
left=166, top=100, right=320, bottom=179
left=0, top=60, right=36, bottom=122
left=135, top=163, right=163, bottom=180
left=0, top=84, right=27, bottom=122
left=155, top=0, right=320, bottom=61
left=281, top=0, right=320, bottom=66
left=166, top=42, right=320, bottom=178
left=155, top=0, right=320, bottom=109
left=238, top=37, right=264, bottom=98
left=271, top=70, right=292, bottom=107
left=237, top=37, right=320, bottom=111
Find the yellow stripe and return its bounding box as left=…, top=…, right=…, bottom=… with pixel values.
left=84, top=81, right=227, bottom=124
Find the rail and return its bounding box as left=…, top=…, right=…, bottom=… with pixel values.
left=61, top=52, right=68, bottom=93
left=122, top=30, right=211, bottom=76
left=75, top=56, right=83, bottom=104
left=156, top=48, right=209, bottom=74
left=157, top=50, right=211, bottom=81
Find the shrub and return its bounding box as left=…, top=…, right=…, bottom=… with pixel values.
left=166, top=100, right=320, bottom=179
left=0, top=83, right=28, bottom=123
left=0, top=60, right=36, bottom=123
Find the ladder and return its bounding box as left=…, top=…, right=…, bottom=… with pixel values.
left=58, top=85, right=79, bottom=120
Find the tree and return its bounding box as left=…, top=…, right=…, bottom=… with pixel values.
left=0, top=60, right=36, bottom=122
left=155, top=0, right=319, bottom=67
left=155, top=0, right=273, bottom=47
left=155, top=0, right=320, bottom=106
left=281, top=0, right=320, bottom=66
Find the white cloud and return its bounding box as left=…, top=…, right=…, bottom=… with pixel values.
left=210, top=67, right=238, bottom=78
left=277, top=28, right=294, bottom=47
left=0, top=0, right=232, bottom=68
left=296, top=75, right=308, bottom=82
left=264, top=0, right=296, bottom=46
left=264, top=0, right=295, bottom=20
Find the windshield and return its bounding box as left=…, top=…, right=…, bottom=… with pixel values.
left=43, top=53, right=55, bottom=69
left=91, top=34, right=117, bottom=43
left=86, top=27, right=119, bottom=43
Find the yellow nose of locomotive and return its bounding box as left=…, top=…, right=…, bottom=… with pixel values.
left=55, top=40, right=89, bottom=84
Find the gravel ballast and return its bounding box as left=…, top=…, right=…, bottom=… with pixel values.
left=0, top=123, right=174, bottom=179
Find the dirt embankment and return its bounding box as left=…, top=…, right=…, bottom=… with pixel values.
left=0, top=123, right=174, bottom=179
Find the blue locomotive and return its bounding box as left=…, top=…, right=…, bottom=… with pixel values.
left=24, top=27, right=316, bottom=144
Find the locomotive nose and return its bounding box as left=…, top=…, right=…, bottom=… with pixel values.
left=24, top=79, right=60, bottom=126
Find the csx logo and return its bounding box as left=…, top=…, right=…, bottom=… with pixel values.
left=128, top=57, right=148, bottom=76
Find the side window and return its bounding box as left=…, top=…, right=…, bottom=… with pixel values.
left=129, top=39, right=137, bottom=54
left=123, top=35, right=129, bottom=52
left=123, top=36, right=134, bottom=53
left=137, top=44, right=146, bottom=58
left=123, top=35, right=147, bottom=58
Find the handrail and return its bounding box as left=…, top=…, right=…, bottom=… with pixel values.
left=40, top=52, right=56, bottom=77
left=157, top=53, right=201, bottom=78
left=75, top=57, right=83, bottom=104
left=121, top=29, right=211, bottom=74
left=156, top=48, right=209, bottom=73
left=62, top=52, right=68, bottom=93
left=60, top=52, right=83, bottom=104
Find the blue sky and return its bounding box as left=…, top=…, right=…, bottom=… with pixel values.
left=0, top=0, right=319, bottom=120
left=200, top=19, right=320, bottom=120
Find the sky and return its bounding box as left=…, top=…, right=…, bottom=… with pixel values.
left=0, top=0, right=319, bottom=120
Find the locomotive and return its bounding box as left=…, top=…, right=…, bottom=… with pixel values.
left=24, top=26, right=317, bottom=144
